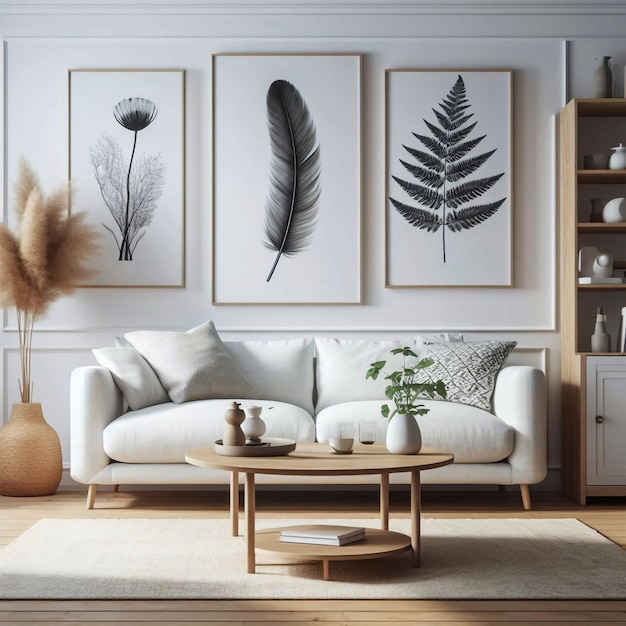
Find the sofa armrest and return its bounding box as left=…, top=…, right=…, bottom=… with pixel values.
left=70, top=366, right=124, bottom=485
left=493, top=366, right=547, bottom=485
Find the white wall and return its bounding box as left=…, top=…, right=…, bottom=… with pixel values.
left=1, top=1, right=626, bottom=489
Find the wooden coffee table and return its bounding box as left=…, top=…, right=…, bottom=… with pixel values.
left=185, top=443, right=453, bottom=580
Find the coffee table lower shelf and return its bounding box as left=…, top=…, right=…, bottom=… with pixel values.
left=255, top=526, right=411, bottom=581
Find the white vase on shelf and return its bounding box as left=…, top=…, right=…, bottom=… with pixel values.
left=591, top=308, right=611, bottom=353
left=609, top=144, right=626, bottom=170
left=385, top=413, right=422, bottom=455
left=603, top=197, right=626, bottom=223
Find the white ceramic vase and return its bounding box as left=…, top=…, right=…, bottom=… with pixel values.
left=385, top=413, right=422, bottom=455
left=609, top=144, right=626, bottom=170
left=602, top=197, right=626, bottom=223
left=242, top=406, right=266, bottom=443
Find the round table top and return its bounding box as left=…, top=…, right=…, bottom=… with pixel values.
left=185, top=443, right=453, bottom=476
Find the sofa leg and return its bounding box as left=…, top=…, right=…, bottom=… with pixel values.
left=111, top=484, right=119, bottom=493
left=86, top=484, right=97, bottom=510
left=520, top=484, right=531, bottom=511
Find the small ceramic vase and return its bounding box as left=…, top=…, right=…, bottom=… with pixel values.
left=385, top=413, right=422, bottom=455
left=589, top=198, right=607, bottom=222
left=609, top=144, right=626, bottom=170
left=592, top=56, right=612, bottom=98
left=602, top=197, right=626, bottom=223
left=242, top=405, right=266, bottom=444
left=223, top=401, right=246, bottom=447
left=591, top=309, right=611, bottom=353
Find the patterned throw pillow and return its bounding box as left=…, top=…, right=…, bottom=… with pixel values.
left=415, top=341, right=517, bottom=411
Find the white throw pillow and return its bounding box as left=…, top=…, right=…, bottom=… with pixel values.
left=414, top=333, right=464, bottom=356
left=92, top=347, right=169, bottom=410
left=224, top=338, right=315, bottom=414
left=314, top=334, right=464, bottom=413
left=125, top=321, right=252, bottom=404
left=415, top=341, right=517, bottom=411
left=314, top=338, right=412, bottom=412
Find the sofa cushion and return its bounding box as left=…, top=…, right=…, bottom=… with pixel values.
left=103, top=399, right=316, bottom=463
left=125, top=321, right=252, bottom=404
left=92, top=346, right=169, bottom=410
left=315, top=400, right=514, bottom=463
left=416, top=341, right=516, bottom=411
left=314, top=334, right=463, bottom=413
left=224, top=338, right=314, bottom=414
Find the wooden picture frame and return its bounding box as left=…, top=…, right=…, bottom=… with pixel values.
left=69, top=69, right=185, bottom=288
left=385, top=69, right=513, bottom=288
left=212, top=53, right=362, bottom=305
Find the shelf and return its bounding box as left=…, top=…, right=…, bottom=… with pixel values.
left=575, top=98, right=626, bottom=117
left=579, top=352, right=626, bottom=357
left=577, top=170, right=626, bottom=184
left=578, top=222, right=626, bottom=233
left=578, top=283, right=626, bottom=291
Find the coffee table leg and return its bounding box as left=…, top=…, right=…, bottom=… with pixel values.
left=380, top=473, right=389, bottom=530
left=230, top=470, right=239, bottom=537
left=410, top=470, right=421, bottom=568
left=245, top=472, right=256, bottom=574
left=323, top=559, right=330, bottom=581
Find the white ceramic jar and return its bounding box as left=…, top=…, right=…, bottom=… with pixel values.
left=603, top=197, right=626, bottom=223
left=609, top=144, right=626, bottom=170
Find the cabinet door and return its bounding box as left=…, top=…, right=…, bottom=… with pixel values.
left=586, top=357, right=626, bottom=485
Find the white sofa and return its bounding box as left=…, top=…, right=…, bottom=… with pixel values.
left=70, top=335, right=547, bottom=510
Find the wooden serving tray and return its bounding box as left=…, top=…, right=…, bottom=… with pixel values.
left=214, top=437, right=296, bottom=457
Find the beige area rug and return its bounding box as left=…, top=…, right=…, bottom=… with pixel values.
left=1, top=517, right=625, bottom=600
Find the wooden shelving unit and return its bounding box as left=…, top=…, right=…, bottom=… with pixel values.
left=560, top=98, right=626, bottom=505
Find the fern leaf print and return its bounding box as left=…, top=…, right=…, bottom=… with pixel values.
left=389, top=75, right=507, bottom=263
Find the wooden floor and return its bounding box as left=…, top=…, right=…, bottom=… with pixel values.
left=1, top=488, right=626, bottom=624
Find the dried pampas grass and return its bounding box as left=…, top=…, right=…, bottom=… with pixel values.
left=0, top=158, right=100, bottom=401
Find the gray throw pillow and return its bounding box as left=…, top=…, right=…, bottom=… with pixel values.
left=92, top=346, right=169, bottom=410
left=415, top=341, right=517, bottom=411
left=124, top=321, right=252, bottom=404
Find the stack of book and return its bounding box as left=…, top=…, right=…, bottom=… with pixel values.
left=279, top=525, right=366, bottom=546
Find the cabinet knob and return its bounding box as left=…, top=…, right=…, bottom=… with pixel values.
left=596, top=415, right=604, bottom=424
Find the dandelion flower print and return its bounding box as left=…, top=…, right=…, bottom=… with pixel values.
left=114, top=97, right=158, bottom=260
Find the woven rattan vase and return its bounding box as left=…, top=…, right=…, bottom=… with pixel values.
left=0, top=403, right=62, bottom=496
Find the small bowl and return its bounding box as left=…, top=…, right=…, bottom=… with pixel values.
left=583, top=153, right=611, bottom=170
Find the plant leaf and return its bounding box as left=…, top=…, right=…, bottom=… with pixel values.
left=447, top=135, right=486, bottom=162
left=432, top=108, right=473, bottom=132
left=391, top=178, right=442, bottom=210
left=446, top=199, right=506, bottom=232
left=412, top=133, right=446, bottom=159
left=446, top=174, right=504, bottom=208
left=389, top=198, right=442, bottom=232
left=445, top=149, right=497, bottom=182
left=402, top=145, right=444, bottom=172
left=399, top=160, right=443, bottom=188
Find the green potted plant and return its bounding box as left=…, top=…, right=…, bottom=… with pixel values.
left=366, top=346, right=447, bottom=454
left=0, top=159, right=100, bottom=496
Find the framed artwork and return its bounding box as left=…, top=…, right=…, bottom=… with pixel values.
left=385, top=69, right=512, bottom=288
left=212, top=53, right=362, bottom=304
left=69, top=69, right=185, bottom=287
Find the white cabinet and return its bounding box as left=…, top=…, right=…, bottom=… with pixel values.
left=586, top=357, right=626, bottom=485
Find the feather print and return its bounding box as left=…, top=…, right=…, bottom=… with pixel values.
left=263, top=79, right=321, bottom=282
